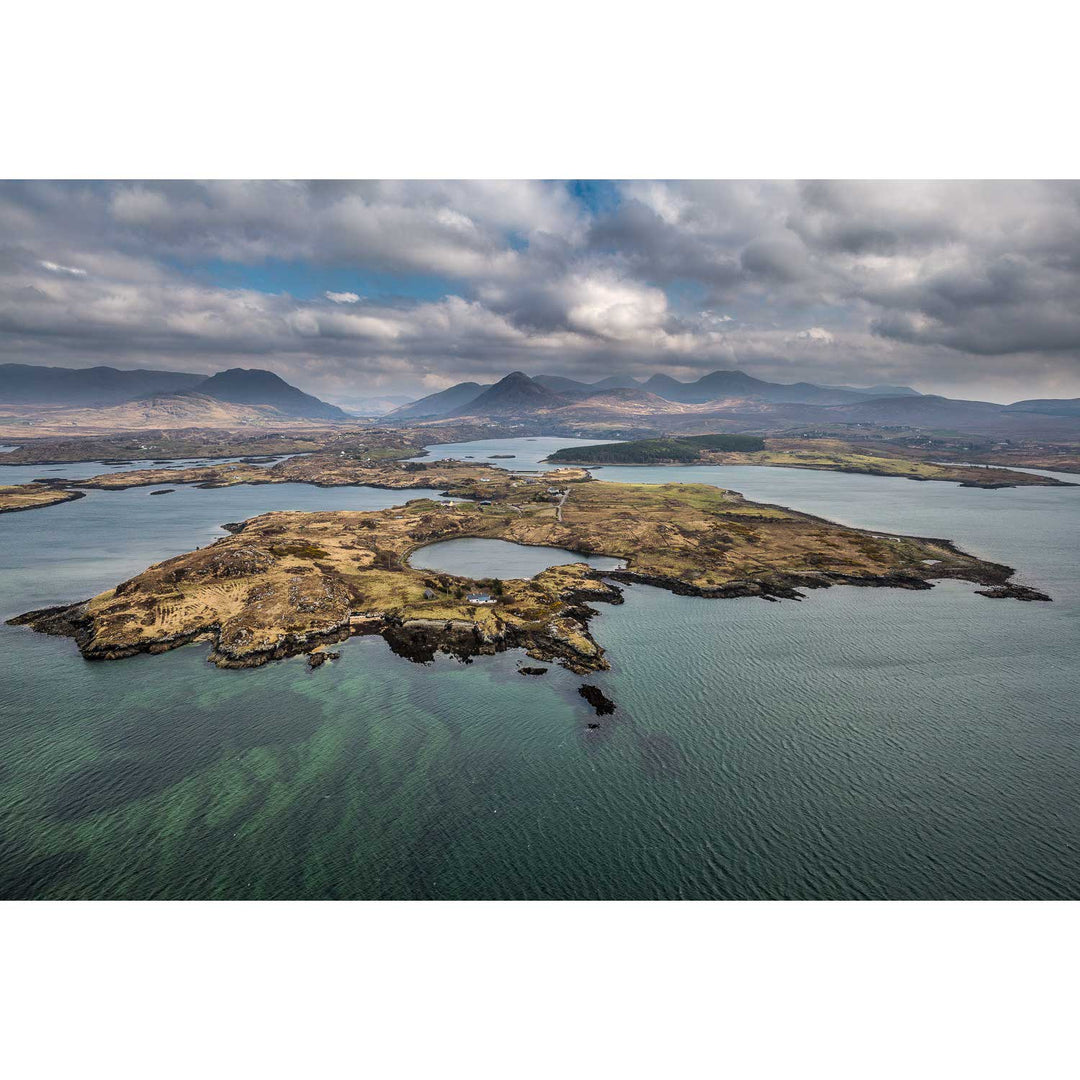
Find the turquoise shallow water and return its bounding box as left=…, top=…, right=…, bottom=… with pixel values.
left=1, top=445, right=1078, bottom=898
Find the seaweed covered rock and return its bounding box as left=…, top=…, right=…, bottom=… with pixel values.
left=578, top=684, right=616, bottom=715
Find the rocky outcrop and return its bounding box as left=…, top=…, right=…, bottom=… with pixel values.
left=6, top=602, right=93, bottom=640
left=208, top=621, right=352, bottom=669
left=379, top=611, right=611, bottom=674
left=974, top=584, right=1053, bottom=601
left=578, top=684, right=616, bottom=715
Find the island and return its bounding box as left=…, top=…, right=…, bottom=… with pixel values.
left=545, top=435, right=1073, bottom=488
left=546, top=434, right=765, bottom=464
left=9, top=465, right=1048, bottom=678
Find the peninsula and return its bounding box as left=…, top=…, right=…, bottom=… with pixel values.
left=545, top=436, right=1073, bottom=488
left=0, top=484, right=85, bottom=514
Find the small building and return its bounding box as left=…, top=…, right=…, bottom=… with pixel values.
left=466, top=593, right=496, bottom=605
left=423, top=588, right=437, bottom=599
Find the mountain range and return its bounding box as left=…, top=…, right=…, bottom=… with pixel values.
left=0, top=364, right=205, bottom=406
left=5, top=362, right=1079, bottom=438
left=387, top=370, right=1080, bottom=439
left=0, top=364, right=349, bottom=420
left=390, top=369, right=924, bottom=420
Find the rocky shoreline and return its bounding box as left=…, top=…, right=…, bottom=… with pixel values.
left=9, top=579, right=621, bottom=675
left=6, top=469, right=1054, bottom=684
left=8, top=548, right=1049, bottom=680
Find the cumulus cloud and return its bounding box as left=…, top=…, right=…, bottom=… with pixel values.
left=794, top=327, right=835, bottom=344
left=97, top=180, right=581, bottom=279
left=560, top=273, right=667, bottom=340
left=1, top=180, right=1080, bottom=401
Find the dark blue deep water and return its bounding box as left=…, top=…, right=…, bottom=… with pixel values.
left=1, top=444, right=1077, bottom=898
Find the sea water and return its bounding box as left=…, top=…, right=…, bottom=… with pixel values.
left=1, top=443, right=1077, bottom=898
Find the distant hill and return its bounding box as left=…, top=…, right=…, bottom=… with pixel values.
left=333, top=393, right=414, bottom=416
left=533, top=372, right=643, bottom=393
left=642, top=370, right=869, bottom=405
left=0, top=363, right=349, bottom=420
left=0, top=392, right=299, bottom=435
left=549, top=388, right=698, bottom=420
left=667, top=393, right=1002, bottom=432
left=824, top=383, right=921, bottom=397
left=533, top=374, right=593, bottom=393
left=0, top=363, right=204, bottom=406
left=1004, top=398, right=1080, bottom=418
left=833, top=393, right=1003, bottom=427
left=670, top=391, right=1080, bottom=439
left=450, top=372, right=563, bottom=416
left=640, top=373, right=690, bottom=399
left=192, top=368, right=348, bottom=420
left=388, top=381, right=491, bottom=418
left=591, top=373, right=642, bottom=390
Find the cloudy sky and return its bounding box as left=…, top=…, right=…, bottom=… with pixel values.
left=3, top=179, right=1079, bottom=406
